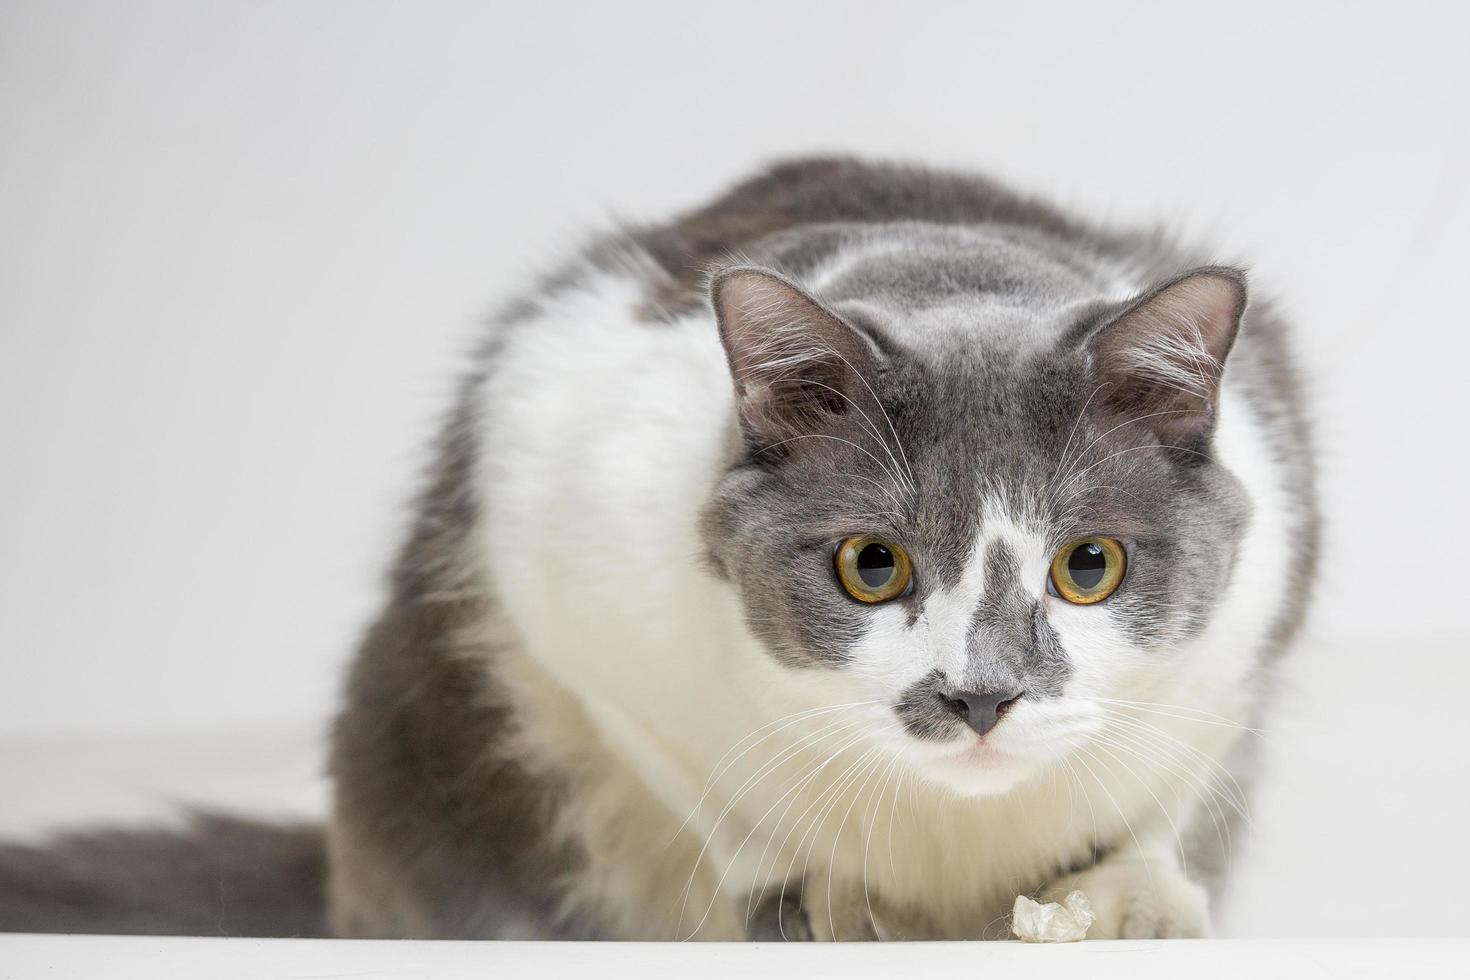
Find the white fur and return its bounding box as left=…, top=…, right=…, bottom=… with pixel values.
left=474, top=259, right=1293, bottom=939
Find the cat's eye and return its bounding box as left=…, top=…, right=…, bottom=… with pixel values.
left=834, top=535, right=913, bottom=604
left=1049, top=537, right=1127, bottom=605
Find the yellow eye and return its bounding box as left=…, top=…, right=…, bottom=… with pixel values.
left=1049, top=537, right=1127, bottom=605
left=835, top=535, right=913, bottom=603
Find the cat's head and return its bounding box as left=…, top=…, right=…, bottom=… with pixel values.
left=701, top=230, right=1251, bottom=796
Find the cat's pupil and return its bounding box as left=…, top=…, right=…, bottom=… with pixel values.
left=856, top=543, right=895, bottom=588
left=1067, top=542, right=1107, bottom=590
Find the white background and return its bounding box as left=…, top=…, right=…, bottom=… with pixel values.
left=2, top=0, right=1467, bottom=938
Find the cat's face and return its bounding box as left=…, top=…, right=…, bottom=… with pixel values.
left=703, top=251, right=1250, bottom=796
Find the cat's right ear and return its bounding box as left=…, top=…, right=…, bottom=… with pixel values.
left=711, top=267, right=882, bottom=457
left=1083, top=267, right=1248, bottom=445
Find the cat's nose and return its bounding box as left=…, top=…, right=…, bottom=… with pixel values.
left=941, top=687, right=1023, bottom=737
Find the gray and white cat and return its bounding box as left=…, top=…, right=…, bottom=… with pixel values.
left=326, top=157, right=1317, bottom=941
left=0, top=157, right=1316, bottom=941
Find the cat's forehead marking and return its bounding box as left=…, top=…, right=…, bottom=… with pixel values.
left=944, top=504, right=1044, bottom=589
left=968, top=500, right=1050, bottom=604
left=922, top=496, right=1050, bottom=672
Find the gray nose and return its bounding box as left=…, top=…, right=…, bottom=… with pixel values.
left=941, top=688, right=1022, bottom=737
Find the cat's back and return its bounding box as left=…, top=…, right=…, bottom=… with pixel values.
left=475, top=155, right=1129, bottom=452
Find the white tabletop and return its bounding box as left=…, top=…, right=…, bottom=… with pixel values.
left=2, top=936, right=1467, bottom=980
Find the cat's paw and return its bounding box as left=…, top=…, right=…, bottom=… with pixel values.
left=788, top=881, right=882, bottom=941
left=1042, top=855, right=1209, bottom=939
left=747, top=880, right=923, bottom=941
left=746, top=890, right=815, bottom=941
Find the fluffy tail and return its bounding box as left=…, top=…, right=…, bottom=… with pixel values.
left=0, top=813, right=328, bottom=937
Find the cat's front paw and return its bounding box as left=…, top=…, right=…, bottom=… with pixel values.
left=784, top=880, right=882, bottom=941
left=746, top=889, right=815, bottom=941
left=1043, top=854, right=1209, bottom=939
left=747, top=880, right=926, bottom=941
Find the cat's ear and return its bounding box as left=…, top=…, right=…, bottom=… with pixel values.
left=711, top=266, right=881, bottom=455
left=1086, top=267, right=1247, bottom=444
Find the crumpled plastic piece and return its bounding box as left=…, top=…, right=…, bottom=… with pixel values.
left=1011, top=889, right=1095, bottom=943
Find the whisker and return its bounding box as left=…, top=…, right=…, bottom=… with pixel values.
left=825, top=750, right=889, bottom=940
left=756, top=433, right=911, bottom=499
left=743, top=727, right=875, bottom=923
left=1053, top=408, right=1208, bottom=491
left=856, top=754, right=901, bottom=939
left=1090, top=697, right=1264, bottom=736
left=885, top=766, right=903, bottom=880
left=1087, top=735, right=1191, bottom=875
left=675, top=716, right=865, bottom=934
left=670, top=700, right=881, bottom=847
left=1052, top=382, right=1111, bottom=482
left=1101, top=722, right=1236, bottom=866
left=816, top=346, right=919, bottom=491
left=1100, top=711, right=1252, bottom=822
left=1058, top=442, right=1214, bottom=496
left=1055, top=483, right=1150, bottom=510
left=1061, top=756, right=1101, bottom=865
left=778, top=745, right=885, bottom=923
left=695, top=725, right=877, bottom=936
left=1071, top=747, right=1157, bottom=892
left=765, top=377, right=914, bottom=503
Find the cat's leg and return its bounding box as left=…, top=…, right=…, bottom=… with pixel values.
left=745, top=889, right=814, bottom=941
left=1039, top=837, right=1210, bottom=939
left=329, top=599, right=596, bottom=939
left=746, top=880, right=944, bottom=941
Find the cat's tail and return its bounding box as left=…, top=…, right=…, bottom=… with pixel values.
left=0, top=812, right=329, bottom=937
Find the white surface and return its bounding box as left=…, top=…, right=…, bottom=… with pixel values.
left=1, top=0, right=1468, bottom=942
left=0, top=725, right=326, bottom=841
left=3, top=935, right=1469, bottom=980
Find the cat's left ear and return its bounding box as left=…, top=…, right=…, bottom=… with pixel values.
left=1085, top=266, right=1247, bottom=443
left=710, top=266, right=882, bottom=457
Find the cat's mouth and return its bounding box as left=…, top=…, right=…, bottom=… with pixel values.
left=892, top=707, right=1105, bottom=796
left=904, top=735, right=1043, bottom=796
left=949, top=734, right=1018, bottom=765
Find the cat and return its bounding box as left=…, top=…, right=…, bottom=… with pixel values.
left=0, top=157, right=1317, bottom=941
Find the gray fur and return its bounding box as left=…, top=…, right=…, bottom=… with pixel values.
left=0, top=156, right=1317, bottom=939
left=0, top=813, right=326, bottom=937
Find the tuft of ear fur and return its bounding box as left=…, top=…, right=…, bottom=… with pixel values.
left=710, top=266, right=882, bottom=456
left=1087, top=267, right=1247, bottom=444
